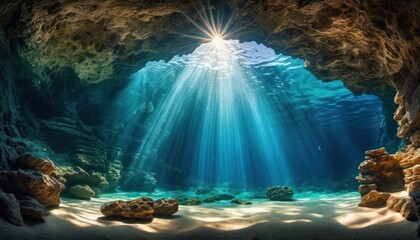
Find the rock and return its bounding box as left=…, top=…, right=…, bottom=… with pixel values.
left=401, top=199, right=417, bottom=221
left=92, top=187, right=102, bottom=196
left=410, top=131, right=420, bottom=147
left=408, top=181, right=420, bottom=196
left=358, top=190, right=390, bottom=207
left=356, top=148, right=404, bottom=196
left=0, top=169, right=64, bottom=208
left=153, top=198, right=179, bottom=215
left=17, top=195, right=50, bottom=220
left=180, top=198, right=201, bottom=206
left=0, top=192, right=23, bottom=226
left=231, top=199, right=252, bottom=205
left=13, top=154, right=55, bottom=176
left=216, top=193, right=235, bottom=200
left=56, top=166, right=91, bottom=185
left=69, top=185, right=95, bottom=200
left=266, top=186, right=294, bottom=201
left=358, top=184, right=377, bottom=196
left=365, top=148, right=388, bottom=158
left=100, top=197, right=154, bottom=219
left=203, top=195, right=222, bottom=203
left=195, top=188, right=211, bottom=195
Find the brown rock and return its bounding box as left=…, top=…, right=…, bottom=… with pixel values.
left=358, top=184, right=377, bottom=196
left=407, top=181, right=420, bottom=196
left=154, top=198, right=179, bottom=215
left=18, top=195, right=50, bottom=220
left=386, top=196, right=409, bottom=212
left=358, top=190, right=390, bottom=207
left=14, top=154, right=55, bottom=176
left=100, top=197, right=154, bottom=219
left=69, top=185, right=95, bottom=200
left=400, top=199, right=417, bottom=221
left=0, top=169, right=64, bottom=208
left=365, top=148, right=388, bottom=159
left=0, top=192, right=23, bottom=226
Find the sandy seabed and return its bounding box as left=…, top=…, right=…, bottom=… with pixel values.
left=0, top=192, right=417, bottom=240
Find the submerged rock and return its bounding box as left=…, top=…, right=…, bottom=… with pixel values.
left=358, top=190, right=390, bottom=207
left=231, top=199, right=252, bottom=205
left=17, top=195, right=50, bottom=220
left=13, top=154, right=55, bottom=176
left=195, top=187, right=211, bottom=195
left=180, top=198, right=201, bottom=206
left=0, top=169, right=64, bottom=208
left=266, top=186, right=294, bottom=201
left=203, top=195, right=222, bottom=203
left=400, top=198, right=417, bottom=221
left=101, top=197, right=154, bottom=219
left=69, top=185, right=95, bottom=200
left=154, top=198, right=179, bottom=215
left=0, top=192, right=23, bottom=226
left=216, top=193, right=235, bottom=200
left=100, top=197, right=179, bottom=219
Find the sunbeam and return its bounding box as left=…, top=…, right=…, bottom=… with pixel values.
left=113, top=39, right=384, bottom=189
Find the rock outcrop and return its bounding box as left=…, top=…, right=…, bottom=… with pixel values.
left=100, top=197, right=179, bottom=219
left=266, top=186, right=294, bottom=201
left=358, top=190, right=390, bottom=207
left=69, top=185, right=95, bottom=200
left=357, top=148, right=404, bottom=196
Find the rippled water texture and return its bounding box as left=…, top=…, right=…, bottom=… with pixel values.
left=113, top=40, right=384, bottom=189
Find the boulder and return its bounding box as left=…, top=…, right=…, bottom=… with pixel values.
left=266, top=186, right=294, bottom=201
left=401, top=199, right=417, bottom=221
left=195, top=187, right=211, bottom=195
left=180, top=198, right=201, bottom=206
left=0, top=169, right=64, bottom=208
left=386, top=195, right=412, bottom=213
left=13, top=154, right=55, bottom=176
left=216, top=193, right=235, bottom=200
left=17, top=195, right=50, bottom=220
left=231, top=199, right=252, bottom=205
left=100, top=197, right=154, bottom=219
left=56, top=166, right=90, bottom=185
left=408, top=181, right=420, bottom=196
left=69, top=185, right=95, bottom=200
left=203, top=195, right=222, bottom=203
left=0, top=192, right=23, bottom=226
left=358, top=190, right=390, bottom=207
left=153, top=198, right=179, bottom=215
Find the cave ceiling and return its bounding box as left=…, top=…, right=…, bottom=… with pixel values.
left=0, top=0, right=419, bottom=138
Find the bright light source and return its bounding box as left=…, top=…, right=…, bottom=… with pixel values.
left=212, top=35, right=224, bottom=47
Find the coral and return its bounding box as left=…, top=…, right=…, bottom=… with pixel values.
left=266, top=186, right=294, bottom=201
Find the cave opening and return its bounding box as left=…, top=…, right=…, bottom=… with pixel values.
left=111, top=39, right=394, bottom=192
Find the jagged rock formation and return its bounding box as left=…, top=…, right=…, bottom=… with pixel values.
left=357, top=148, right=404, bottom=196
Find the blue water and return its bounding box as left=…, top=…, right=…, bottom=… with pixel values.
left=112, top=40, right=385, bottom=190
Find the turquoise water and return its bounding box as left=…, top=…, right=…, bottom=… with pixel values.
left=112, top=40, right=386, bottom=190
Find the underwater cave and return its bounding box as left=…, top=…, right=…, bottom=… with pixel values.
left=0, top=1, right=419, bottom=240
